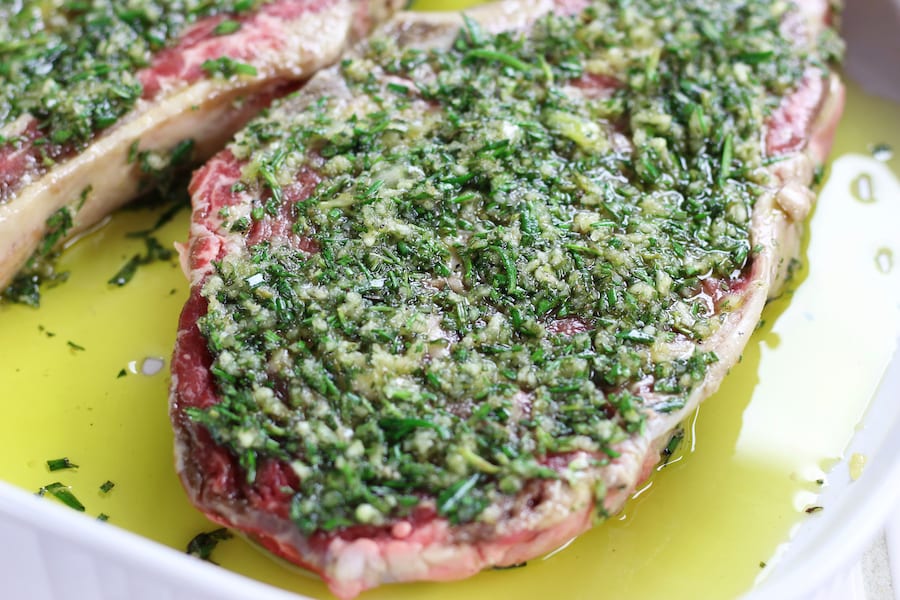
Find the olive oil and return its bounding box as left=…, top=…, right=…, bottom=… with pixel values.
left=0, top=68, right=898, bottom=600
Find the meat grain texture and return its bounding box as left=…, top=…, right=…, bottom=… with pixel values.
left=0, top=0, right=402, bottom=291
left=170, top=0, right=845, bottom=597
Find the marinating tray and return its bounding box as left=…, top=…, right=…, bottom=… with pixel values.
left=1, top=2, right=899, bottom=598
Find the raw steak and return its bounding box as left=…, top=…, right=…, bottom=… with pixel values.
left=0, top=0, right=402, bottom=291
left=170, top=0, right=844, bottom=596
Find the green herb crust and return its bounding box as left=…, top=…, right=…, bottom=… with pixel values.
left=0, top=0, right=264, bottom=148
left=189, top=0, right=837, bottom=534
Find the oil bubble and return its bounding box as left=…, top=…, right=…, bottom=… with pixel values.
left=850, top=172, right=876, bottom=204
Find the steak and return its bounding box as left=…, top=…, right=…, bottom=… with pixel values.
left=0, top=0, right=403, bottom=292
left=170, top=0, right=844, bottom=597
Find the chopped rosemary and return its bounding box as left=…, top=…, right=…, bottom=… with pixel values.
left=201, top=56, right=258, bottom=78
left=213, top=19, right=242, bottom=35
left=46, top=458, right=78, bottom=472
left=186, top=528, right=233, bottom=562
left=38, top=482, right=85, bottom=512
left=108, top=237, right=175, bottom=286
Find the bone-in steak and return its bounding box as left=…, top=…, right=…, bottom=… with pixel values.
left=170, top=0, right=844, bottom=596
left=0, top=0, right=402, bottom=295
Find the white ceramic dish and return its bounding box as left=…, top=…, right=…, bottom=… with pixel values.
left=2, top=2, right=900, bottom=599
left=745, top=339, right=900, bottom=599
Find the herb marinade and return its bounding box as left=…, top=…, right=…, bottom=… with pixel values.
left=190, top=0, right=837, bottom=533
left=0, top=0, right=266, bottom=148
